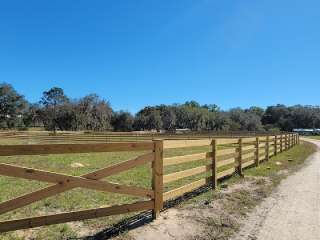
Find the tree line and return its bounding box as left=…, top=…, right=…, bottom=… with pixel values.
left=1, top=82, right=319, bottom=132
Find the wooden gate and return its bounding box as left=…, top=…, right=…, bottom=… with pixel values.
left=0, top=141, right=163, bottom=233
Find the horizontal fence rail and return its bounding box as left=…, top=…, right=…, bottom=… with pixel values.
left=0, top=133, right=299, bottom=233
left=162, top=133, right=299, bottom=202
left=0, top=130, right=295, bottom=144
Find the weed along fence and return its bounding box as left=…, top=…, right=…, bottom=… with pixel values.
left=0, top=133, right=299, bottom=233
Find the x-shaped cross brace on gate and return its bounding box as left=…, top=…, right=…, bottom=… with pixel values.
left=0, top=152, right=154, bottom=215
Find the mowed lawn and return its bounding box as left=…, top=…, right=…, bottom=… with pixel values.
left=0, top=138, right=212, bottom=240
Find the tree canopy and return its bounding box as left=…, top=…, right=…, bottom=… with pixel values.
left=1, top=82, right=319, bottom=132
left=0, top=83, right=28, bottom=129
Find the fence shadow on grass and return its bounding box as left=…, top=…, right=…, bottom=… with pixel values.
left=73, top=183, right=213, bottom=240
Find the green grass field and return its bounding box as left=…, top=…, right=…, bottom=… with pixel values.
left=306, top=135, right=320, bottom=140
left=0, top=137, right=309, bottom=240
left=244, top=140, right=315, bottom=178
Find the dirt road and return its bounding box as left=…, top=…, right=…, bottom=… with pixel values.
left=233, top=138, right=320, bottom=240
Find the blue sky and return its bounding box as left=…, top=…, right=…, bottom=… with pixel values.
left=0, top=0, right=319, bottom=113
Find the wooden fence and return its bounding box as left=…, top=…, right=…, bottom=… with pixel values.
left=162, top=133, right=299, bottom=202
left=0, top=133, right=299, bottom=233
left=0, top=130, right=293, bottom=144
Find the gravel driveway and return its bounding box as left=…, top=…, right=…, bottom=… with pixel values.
left=233, top=138, right=320, bottom=240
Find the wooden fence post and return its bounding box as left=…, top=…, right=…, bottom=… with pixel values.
left=255, top=137, right=260, bottom=167
left=212, top=139, right=217, bottom=190
left=292, top=134, right=294, bottom=147
left=238, top=138, right=243, bottom=177
left=293, top=134, right=295, bottom=145
left=280, top=134, right=283, bottom=152
left=152, top=140, right=163, bottom=219
left=289, top=134, right=292, bottom=148
left=266, top=136, right=270, bottom=161
left=293, top=134, right=295, bottom=146
left=274, top=135, right=278, bottom=155
left=285, top=134, right=288, bottom=150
